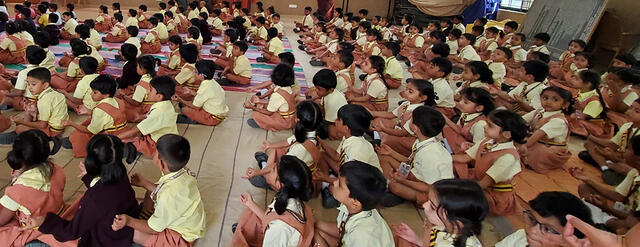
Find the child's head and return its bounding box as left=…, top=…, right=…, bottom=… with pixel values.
left=423, top=179, right=488, bottom=246
left=380, top=41, right=400, bottom=57
left=232, top=40, right=248, bottom=56
left=337, top=104, right=373, bottom=137
left=448, top=29, right=462, bottom=40
left=361, top=55, right=385, bottom=79
left=611, top=53, right=637, bottom=68
left=155, top=134, right=190, bottom=173
left=128, top=9, right=137, bottom=17
left=304, top=6, right=311, bottom=15
left=528, top=51, right=550, bottom=64
left=358, top=8, right=368, bottom=18
left=99, top=5, right=108, bottom=14
left=46, top=11, right=58, bottom=24
left=510, top=33, right=526, bottom=46
left=440, top=19, right=452, bottom=29
left=372, top=16, right=380, bottom=26
left=187, top=26, right=200, bottom=39
left=198, top=12, right=208, bottom=21
left=75, top=24, right=90, bottom=39
left=426, top=21, right=440, bottom=32
left=255, top=16, right=265, bottom=26
left=428, top=30, right=446, bottom=44
left=609, top=68, right=640, bottom=90
left=574, top=69, right=601, bottom=91
left=168, top=0, right=175, bottom=6
left=271, top=63, right=295, bottom=87
left=168, top=35, right=183, bottom=50
left=164, top=11, right=173, bottom=20
left=452, top=15, right=463, bottom=24
left=313, top=69, right=337, bottom=97
left=194, top=60, right=215, bottom=80
left=428, top=57, right=453, bottom=78
left=158, top=2, right=166, bottom=10
left=459, top=33, right=476, bottom=47
left=568, top=39, right=586, bottom=53
left=138, top=4, right=147, bottom=12
left=458, top=87, right=495, bottom=115
left=526, top=192, right=593, bottom=244
left=0, top=12, right=7, bottom=23
left=540, top=86, right=574, bottom=114
left=69, top=38, right=90, bottom=57
left=332, top=161, right=386, bottom=211
left=25, top=45, right=46, bottom=65
left=136, top=55, right=157, bottom=77
left=273, top=155, right=313, bottom=213
left=411, top=106, right=445, bottom=138
left=240, top=7, right=249, bottom=16
left=358, top=21, right=371, bottom=32
left=211, top=8, right=220, bottom=17
left=379, top=17, right=389, bottom=27
left=504, top=21, right=518, bottom=33
left=278, top=52, right=295, bottom=67
left=471, top=25, right=484, bottom=37
left=533, top=32, right=551, bottom=46
left=474, top=17, right=488, bottom=27
left=463, top=61, right=494, bottom=84
left=329, top=28, right=344, bottom=41
left=89, top=74, right=117, bottom=101
left=178, top=43, right=199, bottom=64
left=491, top=47, right=512, bottom=62
left=224, top=28, right=238, bottom=43
left=295, top=100, right=329, bottom=141
left=626, top=99, right=640, bottom=125
left=7, top=130, right=58, bottom=173
left=485, top=110, right=528, bottom=143
left=404, top=79, right=435, bottom=106
left=338, top=41, right=355, bottom=54
left=408, top=23, right=422, bottom=34
left=34, top=31, right=50, bottom=49
left=401, top=14, right=413, bottom=25
left=572, top=52, right=593, bottom=69
left=485, top=26, right=499, bottom=38
left=337, top=51, right=354, bottom=70
left=272, top=13, right=280, bottom=23
left=83, top=19, right=95, bottom=29
left=126, top=25, right=139, bottom=37
left=111, top=2, right=119, bottom=11
left=62, top=11, right=73, bottom=21
left=79, top=56, right=98, bottom=75
left=153, top=13, right=164, bottom=22
left=365, top=28, right=381, bottom=42
left=26, top=67, right=51, bottom=95
left=522, top=60, right=549, bottom=82
left=148, top=75, right=175, bottom=101
left=148, top=16, right=159, bottom=27
left=37, top=4, right=47, bottom=15
left=267, top=27, right=278, bottom=41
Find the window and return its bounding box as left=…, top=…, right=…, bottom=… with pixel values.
left=500, top=0, right=534, bottom=12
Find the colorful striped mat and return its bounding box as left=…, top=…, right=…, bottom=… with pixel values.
left=2, top=31, right=307, bottom=92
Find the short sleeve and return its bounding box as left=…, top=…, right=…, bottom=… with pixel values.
left=67, top=62, right=79, bottom=77
left=583, top=100, right=604, bottom=118
left=539, top=118, right=568, bottom=140
left=366, top=79, right=387, bottom=99
left=615, top=169, right=638, bottom=196
left=137, top=112, right=162, bottom=135
left=414, top=36, right=424, bottom=48
left=146, top=197, right=171, bottom=232
left=623, top=92, right=639, bottom=106
left=174, top=68, right=191, bottom=84
left=86, top=108, right=111, bottom=134
left=38, top=99, right=53, bottom=122
left=0, top=195, right=21, bottom=211
left=73, top=79, right=90, bottom=99
left=144, top=32, right=155, bottom=42
left=465, top=140, right=483, bottom=160
left=469, top=121, right=487, bottom=143
left=266, top=93, right=285, bottom=112
left=485, top=154, right=521, bottom=183
left=192, top=85, right=209, bottom=108
left=132, top=85, right=147, bottom=102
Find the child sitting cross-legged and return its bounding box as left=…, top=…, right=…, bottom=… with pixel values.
left=112, top=134, right=206, bottom=246
left=118, top=55, right=159, bottom=123
left=244, top=63, right=296, bottom=131
left=256, top=27, right=284, bottom=64
left=346, top=55, right=389, bottom=111
left=306, top=69, right=348, bottom=140
left=102, top=13, right=127, bottom=43
left=157, top=35, right=183, bottom=76
left=117, top=76, right=179, bottom=157
left=218, top=40, right=252, bottom=85
left=175, top=60, right=229, bottom=126
left=0, top=46, right=46, bottom=111
left=377, top=106, right=454, bottom=207
left=62, top=75, right=130, bottom=158
left=443, top=87, right=494, bottom=155
left=59, top=56, right=100, bottom=115
left=140, top=16, right=162, bottom=54
left=173, top=43, right=202, bottom=101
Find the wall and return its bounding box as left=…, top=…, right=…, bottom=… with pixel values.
left=256, top=0, right=391, bottom=17
left=496, top=9, right=526, bottom=23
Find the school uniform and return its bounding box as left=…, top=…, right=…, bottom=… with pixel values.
left=409, top=138, right=454, bottom=204
left=137, top=13, right=153, bottom=29
left=458, top=45, right=481, bottom=61
left=272, top=22, right=284, bottom=35
left=37, top=14, right=49, bottom=27
left=187, top=9, right=199, bottom=20
left=337, top=136, right=381, bottom=170
left=380, top=27, right=392, bottom=41
left=232, top=54, right=253, bottom=79
left=176, top=14, right=190, bottom=33
left=0, top=164, right=69, bottom=247
left=69, top=98, right=129, bottom=157
left=458, top=139, right=522, bottom=215
left=33, top=87, right=69, bottom=136
left=72, top=73, right=100, bottom=109
left=615, top=168, right=640, bottom=212
left=431, top=77, right=456, bottom=118
left=507, top=81, right=547, bottom=110
left=20, top=31, right=34, bottom=46
left=610, top=122, right=640, bottom=153
left=486, top=60, right=506, bottom=87
left=321, top=90, right=348, bottom=140
left=143, top=168, right=206, bottom=246
left=166, top=19, right=178, bottom=36
left=495, top=229, right=528, bottom=247
left=478, top=37, right=498, bottom=54
left=210, top=17, right=223, bottom=35
left=158, top=49, right=182, bottom=76
left=373, top=101, right=421, bottom=156
left=51, top=55, right=84, bottom=92
left=132, top=100, right=179, bottom=156
left=104, top=22, right=128, bottom=43
left=87, top=29, right=103, bottom=49
left=568, top=89, right=612, bottom=138
left=443, top=113, right=487, bottom=154
left=456, top=80, right=490, bottom=95
left=254, top=26, right=268, bottom=40
left=182, top=79, right=228, bottom=126
left=355, top=74, right=388, bottom=111
left=39, top=48, right=56, bottom=71
left=602, top=85, right=639, bottom=127
left=336, top=204, right=394, bottom=247
left=174, top=63, right=201, bottom=99
left=416, top=226, right=483, bottom=247
left=10, top=65, right=39, bottom=110
left=507, top=45, right=527, bottom=63
left=446, top=39, right=458, bottom=55
left=124, top=37, right=142, bottom=56
left=200, top=7, right=208, bottom=15
left=384, top=56, right=403, bottom=89
left=141, top=27, right=162, bottom=54
left=125, top=17, right=138, bottom=28
left=94, top=13, right=113, bottom=33
left=157, top=22, right=170, bottom=43
left=169, top=6, right=178, bottom=13
left=0, top=33, right=27, bottom=64
left=60, top=18, right=78, bottom=40
left=301, top=14, right=313, bottom=28
left=528, top=45, right=550, bottom=55
left=252, top=86, right=297, bottom=131
left=118, top=60, right=141, bottom=90
left=124, top=74, right=154, bottom=122
left=522, top=110, right=571, bottom=173
left=364, top=41, right=381, bottom=56
left=453, top=23, right=465, bottom=33
left=267, top=37, right=284, bottom=56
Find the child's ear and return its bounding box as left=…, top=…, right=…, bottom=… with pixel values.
left=418, top=94, right=428, bottom=103
left=501, top=130, right=512, bottom=140
left=349, top=197, right=362, bottom=211
left=474, top=105, right=484, bottom=114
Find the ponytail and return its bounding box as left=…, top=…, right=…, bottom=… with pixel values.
left=368, top=55, right=388, bottom=88
left=273, top=155, right=313, bottom=215
left=295, top=101, right=328, bottom=142
left=274, top=185, right=290, bottom=214
left=137, top=55, right=157, bottom=77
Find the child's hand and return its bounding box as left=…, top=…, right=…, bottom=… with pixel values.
left=239, top=192, right=254, bottom=207
left=586, top=194, right=606, bottom=208
left=260, top=140, right=271, bottom=151
left=171, top=94, right=181, bottom=102
left=243, top=100, right=254, bottom=109
left=242, top=167, right=258, bottom=179
left=61, top=119, right=73, bottom=127
left=391, top=171, right=406, bottom=182
left=78, top=162, right=87, bottom=178
left=392, top=223, right=419, bottom=244
left=130, top=173, right=149, bottom=188
left=111, top=214, right=128, bottom=231
left=20, top=216, right=45, bottom=230
left=375, top=144, right=393, bottom=156
left=568, top=167, right=589, bottom=181
left=10, top=115, right=23, bottom=124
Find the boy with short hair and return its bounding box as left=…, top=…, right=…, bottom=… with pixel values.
left=173, top=43, right=201, bottom=100
left=313, top=161, right=394, bottom=246
left=486, top=47, right=512, bottom=88
left=42, top=14, right=60, bottom=46
left=492, top=60, right=549, bottom=113
left=60, top=56, right=100, bottom=115
left=117, top=76, right=179, bottom=157
left=477, top=26, right=499, bottom=60
left=529, top=32, right=551, bottom=55
left=33, top=31, right=56, bottom=71
left=427, top=57, right=456, bottom=118
left=452, top=15, right=465, bottom=33
left=126, top=9, right=138, bottom=28
left=175, top=60, right=228, bottom=126
left=208, top=9, right=223, bottom=36
left=157, top=35, right=183, bottom=76
left=103, top=13, right=127, bottom=43
left=293, top=6, right=312, bottom=33
left=140, top=17, right=162, bottom=54
left=509, top=33, right=528, bottom=63
left=112, top=134, right=206, bottom=246
left=381, top=41, right=403, bottom=89
left=1, top=46, right=46, bottom=111
left=309, top=69, right=348, bottom=140
left=49, top=3, right=62, bottom=25
left=449, top=33, right=481, bottom=67
left=219, top=41, right=252, bottom=85
left=249, top=16, right=268, bottom=45
left=500, top=21, right=519, bottom=46
left=334, top=51, right=354, bottom=93
left=60, top=11, right=77, bottom=40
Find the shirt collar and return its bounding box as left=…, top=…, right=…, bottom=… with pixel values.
left=462, top=112, right=483, bottom=122
left=90, top=177, right=101, bottom=187
left=577, top=89, right=597, bottom=100
left=484, top=140, right=516, bottom=152
left=541, top=110, right=562, bottom=118
left=150, top=100, right=173, bottom=111
left=469, top=81, right=484, bottom=88
left=157, top=168, right=186, bottom=184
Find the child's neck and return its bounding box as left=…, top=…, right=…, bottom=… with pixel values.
left=416, top=134, right=431, bottom=142
left=493, top=136, right=511, bottom=144
left=580, top=86, right=593, bottom=93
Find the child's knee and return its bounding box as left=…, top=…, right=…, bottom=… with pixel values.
left=577, top=183, right=593, bottom=198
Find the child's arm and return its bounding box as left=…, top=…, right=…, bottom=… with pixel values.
left=315, top=220, right=340, bottom=238
left=569, top=168, right=625, bottom=202
left=525, top=129, right=547, bottom=148
left=318, top=139, right=340, bottom=161
left=112, top=214, right=159, bottom=234
left=347, top=94, right=372, bottom=103
left=369, top=110, right=396, bottom=119
left=60, top=90, right=83, bottom=105
left=117, top=126, right=142, bottom=140
left=444, top=115, right=462, bottom=134
left=587, top=134, right=618, bottom=150
left=394, top=174, right=431, bottom=193
left=452, top=153, right=473, bottom=164
left=376, top=144, right=408, bottom=163
left=240, top=192, right=266, bottom=220
left=3, top=89, right=26, bottom=98
left=174, top=96, right=200, bottom=110
left=0, top=207, right=15, bottom=226
left=11, top=115, right=48, bottom=129
left=117, top=94, right=142, bottom=106
left=512, top=94, right=534, bottom=112
left=245, top=102, right=274, bottom=115
left=62, top=119, right=91, bottom=133
left=379, top=125, right=409, bottom=137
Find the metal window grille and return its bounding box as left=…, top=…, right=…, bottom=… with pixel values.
left=500, top=0, right=534, bottom=12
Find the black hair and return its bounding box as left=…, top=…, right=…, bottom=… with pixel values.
left=148, top=16, right=159, bottom=27
left=26, top=67, right=51, bottom=83
left=466, top=61, right=494, bottom=84
left=179, top=43, right=199, bottom=64
left=569, top=39, right=587, bottom=50
left=452, top=15, right=463, bottom=22
left=382, top=41, right=400, bottom=56
left=25, top=45, right=46, bottom=65
left=168, top=35, right=183, bottom=46
left=366, top=28, right=381, bottom=41
left=156, top=134, right=190, bottom=172
left=345, top=12, right=353, bottom=19
left=126, top=25, right=139, bottom=37
left=7, top=130, right=59, bottom=181
left=514, top=33, right=526, bottom=42
left=256, top=16, right=266, bottom=25
left=412, top=106, right=445, bottom=137
left=34, top=31, right=51, bottom=49
left=334, top=28, right=345, bottom=41
left=430, top=57, right=453, bottom=77
left=530, top=191, right=593, bottom=238
left=164, top=11, right=174, bottom=19
left=99, top=5, right=108, bottom=14
left=533, top=32, right=551, bottom=43
left=153, top=13, right=164, bottom=22
left=198, top=12, right=208, bottom=20
left=540, top=86, right=575, bottom=114
left=89, top=74, right=117, bottom=96
left=523, top=60, right=549, bottom=82
left=150, top=75, right=176, bottom=101
left=0, top=12, right=8, bottom=23
left=187, top=26, right=200, bottom=39
left=271, top=63, right=295, bottom=87
left=408, top=22, right=422, bottom=33
left=272, top=13, right=280, bottom=19
left=304, top=6, right=312, bottom=11
left=211, top=8, right=221, bottom=16
left=477, top=17, right=488, bottom=26
left=224, top=28, right=238, bottom=42
left=234, top=40, right=248, bottom=53
left=111, top=2, right=119, bottom=10
left=449, top=29, right=462, bottom=39
left=338, top=41, right=355, bottom=54
left=428, top=20, right=441, bottom=30
left=358, top=8, right=368, bottom=16
left=349, top=16, right=360, bottom=23
left=138, top=4, right=147, bottom=12
left=295, top=101, right=329, bottom=143
left=461, top=33, right=476, bottom=46
left=432, top=179, right=489, bottom=247
left=496, top=47, right=513, bottom=60
left=69, top=38, right=91, bottom=57
left=532, top=52, right=552, bottom=64
left=461, top=87, right=495, bottom=115
left=137, top=55, right=157, bottom=77
left=79, top=56, right=99, bottom=74
left=113, top=12, right=123, bottom=22
left=19, top=5, right=30, bottom=17
left=313, top=69, right=337, bottom=90
left=241, top=8, right=249, bottom=15
left=177, top=6, right=185, bottom=13
left=614, top=68, right=640, bottom=86
left=429, top=30, right=447, bottom=43
left=278, top=52, right=295, bottom=66
left=337, top=104, right=372, bottom=136
left=487, top=110, right=529, bottom=143
left=75, top=24, right=90, bottom=39
left=5, top=21, right=18, bottom=35
left=195, top=59, right=216, bottom=80
left=158, top=2, right=166, bottom=9
left=37, top=4, right=47, bottom=14
left=578, top=69, right=608, bottom=118
left=614, top=53, right=638, bottom=67
left=128, top=9, right=137, bottom=17
left=471, top=25, right=484, bottom=35
left=168, top=0, right=175, bottom=6
left=49, top=2, right=58, bottom=11
left=267, top=27, right=278, bottom=41
left=83, top=19, right=95, bottom=29
left=407, top=79, right=436, bottom=106
left=339, top=161, right=386, bottom=211
left=338, top=51, right=354, bottom=69
left=367, top=55, right=388, bottom=88
left=504, top=21, right=518, bottom=30
left=574, top=52, right=594, bottom=68
left=431, top=43, right=451, bottom=58
left=402, top=14, right=413, bottom=24
left=486, top=26, right=499, bottom=35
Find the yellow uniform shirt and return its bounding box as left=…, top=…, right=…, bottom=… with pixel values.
left=0, top=167, right=51, bottom=215
left=466, top=139, right=521, bottom=182
left=110, top=23, right=125, bottom=36
left=324, top=39, right=339, bottom=53
left=384, top=56, right=403, bottom=80
left=144, top=27, right=158, bottom=43
left=40, top=48, right=56, bottom=71
left=87, top=97, right=120, bottom=134
left=285, top=132, right=317, bottom=166
left=199, top=7, right=208, bottom=15
left=174, top=63, right=196, bottom=85
left=0, top=34, right=21, bottom=51
left=86, top=43, right=105, bottom=66
left=38, top=14, right=49, bottom=26
left=474, top=35, right=486, bottom=48
left=458, top=45, right=481, bottom=61
left=243, top=16, right=252, bottom=29
left=336, top=205, right=394, bottom=247
left=254, top=26, right=268, bottom=40
left=508, top=81, right=547, bottom=110
left=262, top=198, right=304, bottom=246
left=495, top=229, right=528, bottom=247
left=486, top=60, right=506, bottom=86
left=610, top=122, right=640, bottom=152
left=64, top=18, right=78, bottom=34
left=431, top=77, right=455, bottom=108
left=446, top=39, right=459, bottom=55
left=233, top=55, right=252, bottom=78
left=301, top=14, right=313, bottom=28
left=132, top=74, right=153, bottom=102
left=37, top=87, right=69, bottom=131
left=522, top=110, right=568, bottom=143
left=15, top=65, right=38, bottom=99
left=391, top=102, right=421, bottom=134
left=322, top=90, right=348, bottom=122
left=528, top=45, right=550, bottom=55
left=125, top=17, right=138, bottom=27
left=167, top=50, right=181, bottom=69
left=156, top=22, right=169, bottom=40
left=335, top=69, right=350, bottom=93
left=169, top=6, right=178, bottom=13
left=147, top=169, right=206, bottom=242
left=576, top=89, right=604, bottom=118
left=136, top=100, right=178, bottom=142
left=65, top=55, right=85, bottom=78
left=20, top=31, right=34, bottom=46
left=267, top=37, right=284, bottom=56
left=615, top=168, right=640, bottom=212
left=411, top=138, right=454, bottom=184
left=96, top=14, right=105, bottom=23
left=621, top=86, right=639, bottom=106
left=125, top=37, right=141, bottom=56
left=365, top=74, right=387, bottom=100
left=458, top=113, right=487, bottom=143
left=272, top=22, right=284, bottom=34
left=365, top=41, right=381, bottom=56
left=266, top=86, right=293, bottom=112
left=337, top=136, right=381, bottom=169
left=187, top=9, right=199, bottom=20
left=73, top=73, right=100, bottom=109
left=88, top=29, right=102, bottom=48
left=166, top=20, right=176, bottom=32
left=193, top=79, right=229, bottom=116
left=137, top=13, right=148, bottom=22
left=210, top=17, right=223, bottom=30
left=510, top=45, right=528, bottom=62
